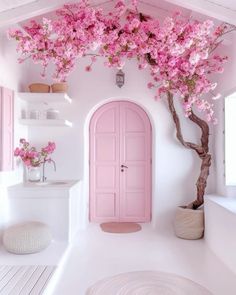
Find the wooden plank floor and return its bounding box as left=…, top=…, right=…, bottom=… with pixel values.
left=0, top=266, right=56, bottom=295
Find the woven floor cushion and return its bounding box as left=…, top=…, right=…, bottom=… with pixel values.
left=3, top=221, right=52, bottom=254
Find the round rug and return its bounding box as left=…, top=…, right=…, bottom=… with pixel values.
left=100, top=222, right=141, bottom=233
left=86, top=271, right=212, bottom=295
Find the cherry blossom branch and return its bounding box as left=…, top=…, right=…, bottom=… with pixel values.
left=167, top=91, right=211, bottom=209
left=166, top=92, right=204, bottom=155
left=188, top=111, right=209, bottom=154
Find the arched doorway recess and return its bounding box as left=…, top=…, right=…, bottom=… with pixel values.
left=89, top=100, right=152, bottom=222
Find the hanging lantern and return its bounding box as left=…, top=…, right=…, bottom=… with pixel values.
left=116, top=69, right=125, bottom=88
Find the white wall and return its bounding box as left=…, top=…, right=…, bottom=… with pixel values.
left=26, top=57, right=216, bottom=229
left=2, top=0, right=230, bottom=229
left=0, top=30, right=28, bottom=232
left=213, top=34, right=236, bottom=197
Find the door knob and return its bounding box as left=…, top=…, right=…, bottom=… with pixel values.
left=121, top=164, right=128, bottom=169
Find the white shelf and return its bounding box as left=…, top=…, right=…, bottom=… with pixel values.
left=19, top=119, right=73, bottom=127
left=17, top=92, right=72, bottom=104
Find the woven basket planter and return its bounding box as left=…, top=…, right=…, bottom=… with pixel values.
left=29, top=83, right=50, bottom=93
left=174, top=206, right=204, bottom=240
left=51, top=83, right=68, bottom=93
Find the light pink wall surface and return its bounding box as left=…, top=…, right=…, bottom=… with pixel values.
left=0, top=31, right=28, bottom=231
left=25, top=55, right=217, bottom=229
left=4, top=4, right=235, bottom=227
left=0, top=87, right=14, bottom=171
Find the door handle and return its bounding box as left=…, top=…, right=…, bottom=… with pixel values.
left=121, top=165, right=128, bottom=169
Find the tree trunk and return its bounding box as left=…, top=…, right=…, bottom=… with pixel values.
left=192, top=153, right=211, bottom=209
left=166, top=91, right=211, bottom=209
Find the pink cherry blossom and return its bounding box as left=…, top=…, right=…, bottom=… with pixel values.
left=85, top=65, right=92, bottom=72
left=8, top=1, right=236, bottom=122
left=147, top=82, right=155, bottom=89
left=14, top=147, right=21, bottom=156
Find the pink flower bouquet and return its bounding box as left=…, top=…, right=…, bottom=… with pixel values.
left=14, top=138, right=56, bottom=167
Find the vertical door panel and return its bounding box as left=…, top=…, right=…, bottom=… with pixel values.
left=90, top=103, right=120, bottom=222
left=0, top=87, right=14, bottom=171
left=120, top=102, right=151, bottom=222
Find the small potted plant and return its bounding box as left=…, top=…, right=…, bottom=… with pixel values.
left=14, top=138, right=56, bottom=182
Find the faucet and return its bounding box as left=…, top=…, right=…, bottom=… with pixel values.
left=42, top=159, right=56, bottom=182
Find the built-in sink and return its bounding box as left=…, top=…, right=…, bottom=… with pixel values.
left=34, top=181, right=68, bottom=186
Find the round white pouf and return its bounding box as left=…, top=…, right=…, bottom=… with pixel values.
left=3, top=221, right=52, bottom=254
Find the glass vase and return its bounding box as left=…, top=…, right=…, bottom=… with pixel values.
left=27, top=166, right=41, bottom=182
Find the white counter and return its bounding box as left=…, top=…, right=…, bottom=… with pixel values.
left=8, top=180, right=80, bottom=198
left=7, top=180, right=83, bottom=242
left=205, top=195, right=236, bottom=275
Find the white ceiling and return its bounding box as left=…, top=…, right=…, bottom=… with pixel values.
left=0, top=0, right=39, bottom=13
left=1, top=0, right=236, bottom=28
left=207, top=0, right=236, bottom=10
left=140, top=0, right=191, bottom=18
left=164, top=0, right=236, bottom=25
left=143, top=0, right=236, bottom=11
left=1, top=0, right=236, bottom=14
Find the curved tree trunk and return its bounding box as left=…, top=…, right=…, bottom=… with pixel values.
left=166, top=91, right=211, bottom=209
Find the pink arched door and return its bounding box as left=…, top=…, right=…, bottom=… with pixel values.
left=90, top=101, right=152, bottom=222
